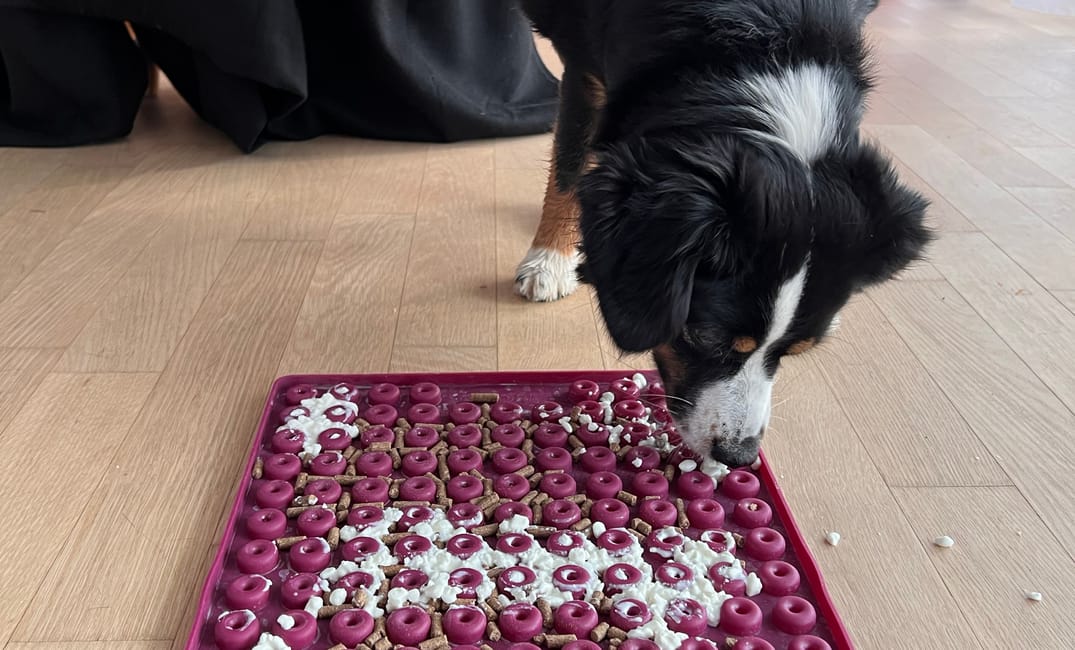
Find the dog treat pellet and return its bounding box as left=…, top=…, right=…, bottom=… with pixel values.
left=486, top=620, right=502, bottom=641
left=373, top=638, right=392, bottom=650
left=541, top=633, right=577, bottom=648
left=570, top=518, right=592, bottom=532
left=472, top=523, right=499, bottom=537
left=275, top=535, right=306, bottom=549
left=631, top=517, right=653, bottom=535
left=616, top=445, right=634, bottom=459
left=317, top=604, right=353, bottom=618
left=664, top=464, right=677, bottom=481
left=616, top=490, right=638, bottom=506
left=590, top=622, right=610, bottom=642
left=933, top=535, right=955, bottom=548
left=326, top=527, right=340, bottom=549
left=294, top=472, right=309, bottom=491
left=826, top=531, right=842, bottom=546
left=527, top=525, right=557, bottom=538
left=251, top=457, right=264, bottom=479
left=536, top=598, right=553, bottom=625
left=470, top=392, right=500, bottom=403
left=486, top=595, right=504, bottom=612
left=419, top=635, right=450, bottom=650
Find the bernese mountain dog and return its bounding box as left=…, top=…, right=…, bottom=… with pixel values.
left=513, top=0, right=929, bottom=467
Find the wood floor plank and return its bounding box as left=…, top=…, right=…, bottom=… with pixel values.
left=0, top=148, right=215, bottom=348
left=762, top=356, right=983, bottom=650
left=335, top=140, right=429, bottom=215
left=495, top=168, right=604, bottom=370
left=396, top=142, right=498, bottom=347
left=892, top=486, right=1075, bottom=650
left=1054, top=291, right=1075, bottom=316
left=1015, top=146, right=1075, bottom=187
left=0, top=149, right=66, bottom=216
left=885, top=155, right=979, bottom=233
left=12, top=241, right=321, bottom=643
left=1007, top=187, right=1075, bottom=243
left=277, top=213, right=415, bottom=375
left=0, top=373, right=156, bottom=647
left=871, top=280, right=1075, bottom=558
left=58, top=158, right=281, bottom=372
left=1003, top=98, right=1075, bottom=147
left=390, top=346, right=498, bottom=373
left=872, top=125, right=1075, bottom=291
left=0, top=349, right=62, bottom=442
left=814, top=295, right=1010, bottom=487
left=0, top=165, right=127, bottom=302
left=928, top=233, right=1075, bottom=413
left=495, top=134, right=553, bottom=170
left=5, top=643, right=171, bottom=650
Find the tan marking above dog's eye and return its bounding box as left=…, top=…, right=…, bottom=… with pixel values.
left=787, top=338, right=817, bottom=355
left=731, top=336, right=758, bottom=354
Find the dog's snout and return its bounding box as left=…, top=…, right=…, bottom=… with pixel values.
left=710, top=434, right=761, bottom=468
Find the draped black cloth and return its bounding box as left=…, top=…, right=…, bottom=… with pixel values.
left=0, top=0, right=558, bottom=151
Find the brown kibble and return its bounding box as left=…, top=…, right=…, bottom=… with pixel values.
left=521, top=439, right=534, bottom=457
left=724, top=638, right=739, bottom=649
left=389, top=449, right=402, bottom=469
left=567, top=494, right=586, bottom=504
left=581, top=499, right=594, bottom=518
left=332, top=475, right=363, bottom=486
left=369, top=441, right=392, bottom=452
left=600, top=597, right=613, bottom=614
left=394, top=430, right=406, bottom=448
left=521, top=490, right=539, bottom=505
left=527, top=525, right=557, bottom=538
left=429, top=440, right=448, bottom=455
left=286, top=505, right=324, bottom=517
left=482, top=478, right=494, bottom=495
left=480, top=403, right=492, bottom=418
left=431, top=611, right=444, bottom=637
left=568, top=434, right=585, bottom=450
left=394, top=500, right=432, bottom=508
left=570, top=518, right=592, bottom=532
left=388, top=483, right=400, bottom=500
left=480, top=601, right=498, bottom=620
left=251, top=457, right=264, bottom=479
left=345, top=464, right=357, bottom=476
left=419, top=635, right=450, bottom=650
left=317, top=604, right=354, bottom=618
left=677, top=502, right=691, bottom=529
left=626, top=527, right=646, bottom=541
left=328, top=644, right=347, bottom=650
left=590, top=622, right=610, bottom=643
left=517, top=465, right=535, bottom=478
left=275, top=535, right=306, bottom=549
left=337, top=492, right=352, bottom=511
left=533, top=508, right=543, bottom=525
left=631, top=518, right=653, bottom=535
left=472, top=523, right=499, bottom=537
left=607, top=625, right=628, bottom=641
left=395, top=418, right=412, bottom=430
left=373, top=638, right=392, bottom=650
left=616, top=445, right=634, bottom=459
left=616, top=490, right=638, bottom=506
left=295, top=472, right=310, bottom=491
left=353, top=589, right=368, bottom=608
left=474, top=494, right=499, bottom=509
left=336, top=510, right=348, bottom=524
left=540, top=634, right=577, bottom=648
left=486, top=595, right=504, bottom=612
left=327, top=527, right=341, bottom=549
left=664, top=464, right=677, bottom=481
left=482, top=430, right=493, bottom=447
left=536, top=598, right=553, bottom=625
left=383, top=532, right=410, bottom=544
left=470, top=392, right=500, bottom=403
left=486, top=620, right=502, bottom=641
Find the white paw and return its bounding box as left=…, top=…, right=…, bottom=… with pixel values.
left=514, top=247, right=580, bottom=302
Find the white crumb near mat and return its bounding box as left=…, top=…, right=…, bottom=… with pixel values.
left=933, top=535, right=955, bottom=549
left=1025, top=591, right=1044, bottom=602
left=825, top=531, right=841, bottom=546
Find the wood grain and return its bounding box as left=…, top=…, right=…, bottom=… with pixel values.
left=390, top=346, right=498, bottom=373
left=5, top=643, right=171, bottom=650
left=892, top=486, right=1075, bottom=649
left=0, top=373, right=156, bottom=647
left=1007, top=186, right=1075, bottom=242
left=0, top=349, right=62, bottom=436
left=336, top=141, right=429, bottom=215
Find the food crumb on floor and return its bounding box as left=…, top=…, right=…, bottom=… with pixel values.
left=933, top=535, right=955, bottom=549
left=825, top=531, right=841, bottom=546
left=1025, top=591, right=1044, bottom=602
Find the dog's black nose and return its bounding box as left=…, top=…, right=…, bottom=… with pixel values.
left=711, top=436, right=760, bottom=468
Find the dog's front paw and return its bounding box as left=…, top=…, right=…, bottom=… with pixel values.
left=514, top=247, right=580, bottom=302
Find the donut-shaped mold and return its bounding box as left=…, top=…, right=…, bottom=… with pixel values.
left=246, top=508, right=286, bottom=540
left=263, top=453, right=301, bottom=481
left=256, top=480, right=294, bottom=509
left=443, top=606, right=487, bottom=644
left=680, top=640, right=718, bottom=650
left=700, top=529, right=734, bottom=553
left=613, top=399, right=647, bottom=420
left=687, top=498, right=725, bottom=530
left=280, top=573, right=321, bottom=609
left=341, top=537, right=382, bottom=562
left=396, top=506, right=435, bottom=531
left=224, top=575, right=271, bottom=611
left=554, top=601, right=599, bottom=637
left=329, top=608, right=374, bottom=647
left=787, top=636, right=832, bottom=650
left=497, top=565, right=536, bottom=592
left=644, top=528, right=684, bottom=558
left=400, top=450, right=438, bottom=477
left=447, top=503, right=484, bottom=530
left=603, top=563, right=643, bottom=595
left=446, top=533, right=484, bottom=559
left=494, top=501, right=533, bottom=523
left=309, top=452, right=346, bottom=477
left=637, top=499, right=678, bottom=527
left=540, top=472, right=577, bottom=499
left=407, top=402, right=442, bottom=424
left=393, top=535, right=432, bottom=560
left=610, top=378, right=642, bottom=401
left=618, top=641, right=659, bottom=650
left=447, top=448, right=483, bottom=475
left=772, top=596, right=817, bottom=635
left=404, top=425, right=439, bottom=449
left=620, top=422, right=652, bottom=445
left=496, top=533, right=534, bottom=556
left=655, top=562, right=694, bottom=589
left=546, top=530, right=585, bottom=557
left=760, top=560, right=801, bottom=596
left=214, top=610, right=260, bottom=650
left=410, top=382, right=442, bottom=405
left=446, top=475, right=483, bottom=501
left=289, top=537, right=331, bottom=572
left=399, top=476, right=437, bottom=502
left=532, top=401, right=564, bottom=422
left=535, top=447, right=572, bottom=472
left=328, top=382, right=359, bottom=402
left=359, top=426, right=394, bottom=448
left=367, top=383, right=401, bottom=406
left=362, top=403, right=397, bottom=426
left=722, top=469, right=761, bottom=499
left=568, top=379, right=601, bottom=403
left=491, top=448, right=528, bottom=474
left=271, top=429, right=304, bottom=454
left=664, top=597, right=707, bottom=635
left=631, top=470, right=669, bottom=498
left=492, top=423, right=526, bottom=447
left=347, top=505, right=383, bottom=528
left=708, top=563, right=747, bottom=596
left=532, top=423, right=569, bottom=448
left=324, top=403, right=357, bottom=424
left=590, top=498, right=630, bottom=528
left=296, top=506, right=336, bottom=537
left=733, top=498, right=774, bottom=528
left=391, top=569, right=429, bottom=591
left=490, top=401, right=524, bottom=424
left=449, top=402, right=482, bottom=425
left=580, top=446, right=617, bottom=472
left=354, top=451, right=393, bottom=477
left=285, top=384, right=318, bottom=404
left=744, top=527, right=786, bottom=561
left=622, top=446, right=661, bottom=471
left=305, top=479, right=342, bottom=505
left=494, top=473, right=531, bottom=500
left=719, top=597, right=763, bottom=636
left=565, top=641, right=602, bottom=650
left=447, top=424, right=482, bottom=448
left=543, top=499, right=582, bottom=529
left=585, top=471, right=623, bottom=499
left=386, top=607, right=432, bottom=645
left=609, top=599, right=652, bottom=631
left=596, top=529, right=635, bottom=557
left=677, top=471, right=717, bottom=499
left=236, top=539, right=279, bottom=574
left=498, top=603, right=544, bottom=642
left=575, top=424, right=609, bottom=447
left=733, top=639, right=776, bottom=650
left=552, top=564, right=591, bottom=599
left=337, top=570, right=374, bottom=595
left=318, top=427, right=352, bottom=451
left=278, top=405, right=309, bottom=422
left=449, top=567, right=484, bottom=598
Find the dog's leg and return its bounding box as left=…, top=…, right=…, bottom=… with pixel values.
left=515, top=70, right=602, bottom=302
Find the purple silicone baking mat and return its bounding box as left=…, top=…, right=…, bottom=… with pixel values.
left=187, top=371, right=853, bottom=650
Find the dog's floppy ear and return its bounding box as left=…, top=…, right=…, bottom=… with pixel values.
left=814, top=143, right=931, bottom=287
left=576, top=141, right=729, bottom=352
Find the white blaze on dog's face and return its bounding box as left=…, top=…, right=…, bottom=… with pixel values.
left=677, top=265, right=806, bottom=466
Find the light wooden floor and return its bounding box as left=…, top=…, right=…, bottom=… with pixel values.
left=1, top=1, right=1073, bottom=648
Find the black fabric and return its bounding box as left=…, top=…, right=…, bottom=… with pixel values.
left=0, top=0, right=558, bottom=152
